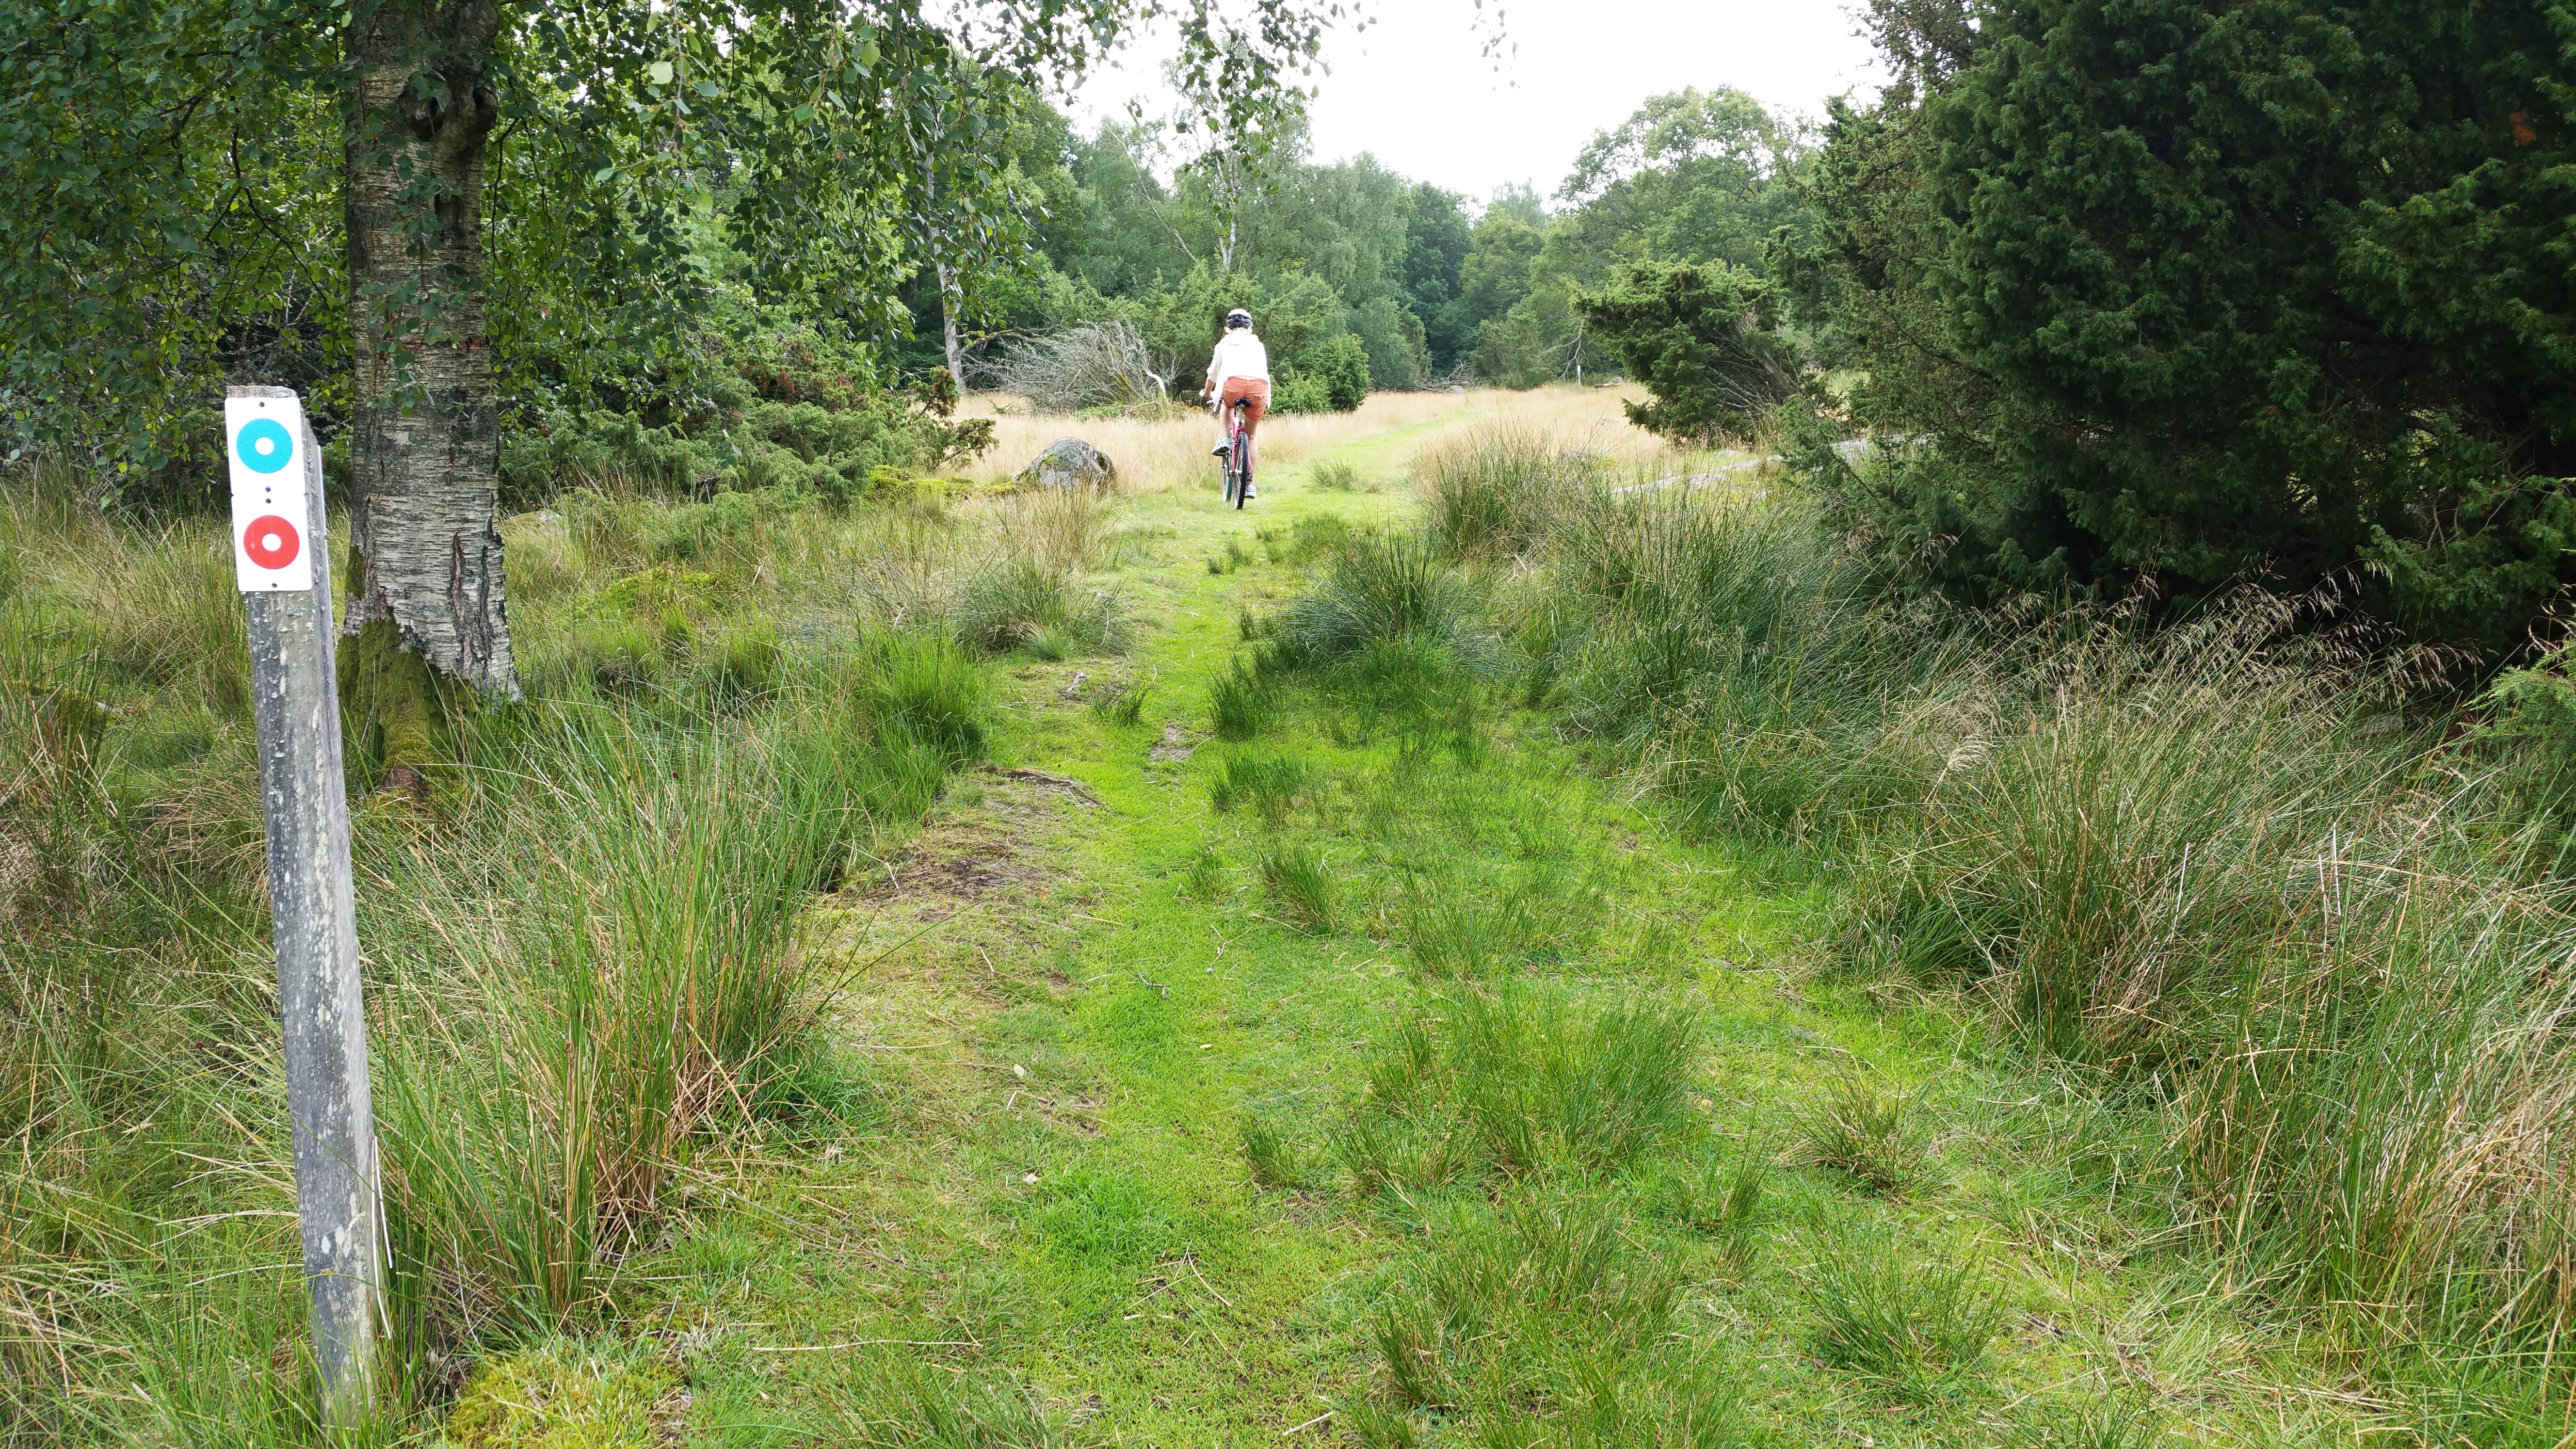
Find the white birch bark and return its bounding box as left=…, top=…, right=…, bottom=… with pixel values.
left=340, top=0, right=517, bottom=699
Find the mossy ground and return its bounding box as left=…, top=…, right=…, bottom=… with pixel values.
left=457, top=408, right=2375, bottom=1447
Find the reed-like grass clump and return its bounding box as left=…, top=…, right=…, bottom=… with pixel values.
left=1803, top=1235, right=2006, bottom=1399
left=1362, top=1189, right=1738, bottom=1442
left=1408, top=420, right=2576, bottom=1390
left=1336, top=982, right=1699, bottom=1191
left=0, top=472, right=984, bottom=1438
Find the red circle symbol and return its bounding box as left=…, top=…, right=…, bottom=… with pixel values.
left=242, top=515, right=301, bottom=570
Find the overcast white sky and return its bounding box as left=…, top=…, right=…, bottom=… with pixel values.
left=1057, top=1, right=1887, bottom=208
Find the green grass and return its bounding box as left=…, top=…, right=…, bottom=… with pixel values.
left=1793, top=1069, right=1934, bottom=1197
left=0, top=477, right=979, bottom=1440
left=1238, top=1117, right=1311, bottom=1191
left=1206, top=749, right=1315, bottom=825
left=587, top=428, right=2425, bottom=1447
left=1257, top=841, right=1339, bottom=929
left=1803, top=1232, right=2007, bottom=1399
left=1668, top=1142, right=1769, bottom=1262
left=1086, top=678, right=1149, bottom=725
left=1308, top=459, right=1361, bottom=492
left=1206, top=655, right=1279, bottom=740
left=5, top=396, right=2522, bottom=1447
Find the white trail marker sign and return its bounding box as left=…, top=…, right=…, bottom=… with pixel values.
left=225, top=386, right=384, bottom=1423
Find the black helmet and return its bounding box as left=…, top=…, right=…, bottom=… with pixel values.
left=1224, top=308, right=1252, bottom=329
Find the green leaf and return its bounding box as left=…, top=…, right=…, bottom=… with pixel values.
left=593, top=165, right=616, bottom=183
left=647, top=60, right=674, bottom=86
left=793, top=102, right=816, bottom=122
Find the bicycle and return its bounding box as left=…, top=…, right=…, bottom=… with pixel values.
left=1218, top=397, right=1254, bottom=509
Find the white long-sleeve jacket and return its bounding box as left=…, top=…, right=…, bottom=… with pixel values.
left=1205, top=331, right=1271, bottom=395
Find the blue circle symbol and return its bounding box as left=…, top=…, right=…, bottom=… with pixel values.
left=236, top=418, right=293, bottom=474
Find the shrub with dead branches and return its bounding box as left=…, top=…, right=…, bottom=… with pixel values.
left=979, top=321, right=1169, bottom=414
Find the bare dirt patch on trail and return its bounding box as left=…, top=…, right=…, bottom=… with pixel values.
left=810, top=767, right=1105, bottom=1114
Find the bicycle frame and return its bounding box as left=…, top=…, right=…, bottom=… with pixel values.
left=1221, top=399, right=1254, bottom=509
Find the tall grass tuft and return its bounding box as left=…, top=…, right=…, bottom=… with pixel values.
left=2002, top=1396, right=2169, bottom=1449
left=857, top=1363, right=1069, bottom=1447
left=1421, top=419, right=2576, bottom=1392
left=1793, top=1072, right=1933, bottom=1197
left=858, top=633, right=993, bottom=763
left=1208, top=657, right=1280, bottom=741
left=1088, top=678, right=1149, bottom=726
left=1399, top=866, right=1596, bottom=979
left=373, top=647, right=950, bottom=1336
left=1671, top=1144, right=1769, bottom=1263
left=1364, top=1190, right=1734, bottom=1442
left=1261, top=534, right=1494, bottom=676
left=1239, top=1118, right=1310, bottom=1190
left=1449, top=986, right=1700, bottom=1174
left=1208, top=751, right=1315, bottom=825
left=0, top=469, right=978, bottom=1435
left=952, top=554, right=1127, bottom=657
left=1803, top=1235, right=2006, bottom=1399
left=1258, top=843, right=1339, bottom=930
left=1339, top=985, right=1698, bottom=1185
left=1417, top=424, right=1599, bottom=560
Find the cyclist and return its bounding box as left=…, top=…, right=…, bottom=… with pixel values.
left=1202, top=307, right=1269, bottom=500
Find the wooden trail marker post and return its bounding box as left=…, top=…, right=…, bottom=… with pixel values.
left=225, top=385, right=384, bottom=1423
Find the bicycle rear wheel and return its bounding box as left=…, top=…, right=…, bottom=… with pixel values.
left=1229, top=434, right=1250, bottom=508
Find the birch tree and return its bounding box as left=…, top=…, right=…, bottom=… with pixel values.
left=0, top=0, right=1364, bottom=790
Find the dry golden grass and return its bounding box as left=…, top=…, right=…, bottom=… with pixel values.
left=956, top=383, right=1691, bottom=494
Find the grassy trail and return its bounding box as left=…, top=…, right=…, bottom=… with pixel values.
left=512, top=410, right=2369, bottom=1447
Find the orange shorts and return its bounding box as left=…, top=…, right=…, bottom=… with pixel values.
left=1216, top=377, right=1269, bottom=434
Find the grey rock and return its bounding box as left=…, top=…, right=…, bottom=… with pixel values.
left=1014, top=437, right=1117, bottom=492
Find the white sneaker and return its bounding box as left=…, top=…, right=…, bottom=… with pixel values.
left=1210, top=441, right=1230, bottom=457
left=1243, top=483, right=1256, bottom=500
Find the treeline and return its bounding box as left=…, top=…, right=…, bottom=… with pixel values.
left=2, top=50, right=1818, bottom=509
left=1590, top=0, right=2575, bottom=661
left=891, top=90, right=1816, bottom=402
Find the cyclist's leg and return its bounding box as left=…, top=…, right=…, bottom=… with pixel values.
left=1236, top=380, right=1268, bottom=497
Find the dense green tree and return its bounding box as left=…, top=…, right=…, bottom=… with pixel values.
left=1804, top=0, right=2576, bottom=655
left=1449, top=208, right=1546, bottom=368
left=1014, top=118, right=1442, bottom=395
left=1060, top=123, right=1195, bottom=296
left=998, top=88, right=1821, bottom=400
left=1467, top=91, right=1815, bottom=389
left=1400, top=184, right=1474, bottom=370
left=1277, top=331, right=1373, bottom=412
left=1, top=0, right=1357, bottom=791
left=1578, top=260, right=1799, bottom=443
left=1484, top=182, right=1549, bottom=229
left=892, top=94, right=1082, bottom=377
left=1553, top=86, right=1811, bottom=275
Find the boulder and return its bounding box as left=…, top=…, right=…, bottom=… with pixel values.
left=1013, top=437, right=1116, bottom=492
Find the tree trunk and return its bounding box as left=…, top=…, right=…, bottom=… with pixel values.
left=936, top=258, right=965, bottom=388
left=340, top=0, right=516, bottom=787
